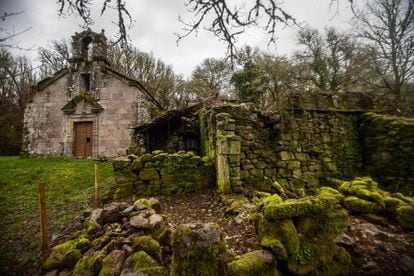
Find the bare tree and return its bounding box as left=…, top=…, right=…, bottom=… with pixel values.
left=0, top=11, right=33, bottom=49
left=38, top=39, right=70, bottom=78
left=351, top=0, right=414, bottom=98
left=56, top=0, right=132, bottom=46
left=107, top=44, right=180, bottom=113
left=54, top=1, right=361, bottom=61
left=177, top=0, right=297, bottom=61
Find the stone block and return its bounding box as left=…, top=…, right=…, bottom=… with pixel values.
left=139, top=168, right=160, bottom=181
left=287, top=161, right=301, bottom=169
left=280, top=151, right=295, bottom=161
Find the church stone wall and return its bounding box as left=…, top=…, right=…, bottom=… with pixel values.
left=96, top=74, right=147, bottom=157
left=24, top=77, right=68, bottom=156
left=24, top=73, right=149, bottom=157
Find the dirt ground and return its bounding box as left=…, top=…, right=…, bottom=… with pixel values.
left=157, top=189, right=414, bottom=275
left=3, top=189, right=414, bottom=275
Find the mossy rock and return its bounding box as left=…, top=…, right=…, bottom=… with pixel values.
left=130, top=159, right=143, bottom=172
left=75, top=235, right=91, bottom=252
left=260, top=237, right=288, bottom=260
left=43, top=240, right=82, bottom=271
left=131, top=236, right=162, bottom=262
left=134, top=198, right=152, bottom=209
left=258, top=217, right=300, bottom=256
left=92, top=235, right=110, bottom=251
left=272, top=181, right=287, bottom=199
left=139, top=168, right=160, bottom=181
left=99, top=250, right=126, bottom=276
left=343, top=196, right=383, bottom=213
left=73, top=252, right=104, bottom=275
left=355, top=189, right=385, bottom=207
left=227, top=250, right=281, bottom=276
left=396, top=205, right=414, bottom=230
left=316, top=186, right=344, bottom=201
left=264, top=196, right=337, bottom=221
left=122, top=251, right=166, bottom=275
left=171, top=223, right=226, bottom=276
left=85, top=217, right=102, bottom=236
left=287, top=242, right=350, bottom=276
left=393, top=193, right=414, bottom=205
left=384, top=196, right=403, bottom=212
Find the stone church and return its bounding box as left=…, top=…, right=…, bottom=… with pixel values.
left=24, top=29, right=158, bottom=157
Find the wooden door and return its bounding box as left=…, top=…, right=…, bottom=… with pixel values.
left=74, top=122, right=93, bottom=156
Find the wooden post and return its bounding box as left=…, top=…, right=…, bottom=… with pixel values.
left=39, top=182, right=48, bottom=251
left=95, top=162, right=100, bottom=206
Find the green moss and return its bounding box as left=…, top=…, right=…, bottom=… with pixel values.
left=217, top=177, right=230, bottom=194
left=227, top=251, right=281, bottom=276
left=171, top=224, right=226, bottom=276
left=279, top=219, right=300, bottom=255
left=325, top=178, right=344, bottom=189
left=272, top=181, right=287, bottom=198
left=85, top=218, right=101, bottom=235
left=43, top=240, right=81, bottom=271
left=260, top=237, right=288, bottom=260
left=73, top=252, right=103, bottom=275
left=384, top=196, right=403, bottom=212
left=134, top=198, right=152, bottom=209
left=132, top=236, right=161, bottom=261
left=129, top=251, right=161, bottom=272
left=264, top=196, right=337, bottom=221
left=316, top=187, right=344, bottom=201
left=255, top=194, right=283, bottom=212
left=75, top=235, right=91, bottom=251
left=393, top=193, right=414, bottom=204
left=130, top=159, right=143, bottom=172
left=139, top=168, right=160, bottom=181
left=92, top=235, right=110, bottom=250
left=343, top=196, right=383, bottom=213
left=396, top=205, right=414, bottom=230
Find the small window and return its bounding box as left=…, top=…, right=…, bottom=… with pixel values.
left=82, top=36, right=92, bottom=60
left=80, top=73, right=90, bottom=92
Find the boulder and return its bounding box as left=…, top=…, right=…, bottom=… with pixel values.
left=171, top=223, right=227, bottom=276
left=121, top=251, right=166, bottom=275
left=43, top=240, right=81, bottom=271
left=130, top=216, right=149, bottom=230
left=102, top=204, right=120, bottom=224
left=99, top=250, right=126, bottom=276
left=227, top=250, right=281, bottom=276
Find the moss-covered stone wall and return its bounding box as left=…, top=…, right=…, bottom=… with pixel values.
left=199, top=104, right=279, bottom=192
left=360, top=113, right=414, bottom=194
left=112, top=151, right=214, bottom=198
left=200, top=105, right=362, bottom=194
left=275, top=110, right=363, bottom=192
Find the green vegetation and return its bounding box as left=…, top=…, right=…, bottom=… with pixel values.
left=0, top=157, right=113, bottom=272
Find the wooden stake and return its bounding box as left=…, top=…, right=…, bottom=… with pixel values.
left=95, top=162, right=100, bottom=206
left=39, top=182, right=48, bottom=251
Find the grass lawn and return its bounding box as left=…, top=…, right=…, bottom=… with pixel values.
left=0, top=157, right=114, bottom=275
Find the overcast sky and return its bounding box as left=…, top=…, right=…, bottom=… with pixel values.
left=1, top=0, right=354, bottom=78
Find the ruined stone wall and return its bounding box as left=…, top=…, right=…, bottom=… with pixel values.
left=113, top=151, right=214, bottom=198
left=200, top=105, right=363, bottom=193
left=200, top=104, right=279, bottom=193
left=275, top=110, right=363, bottom=192
left=360, top=113, right=414, bottom=195
left=24, top=76, right=68, bottom=156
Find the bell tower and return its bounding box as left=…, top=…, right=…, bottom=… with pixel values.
left=67, top=28, right=108, bottom=100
